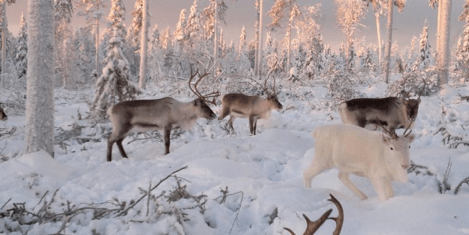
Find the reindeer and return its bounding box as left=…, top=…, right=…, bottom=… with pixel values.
left=218, top=77, right=283, bottom=135
left=303, top=121, right=414, bottom=201
left=106, top=70, right=219, bottom=161
left=0, top=105, right=7, bottom=121
left=283, top=194, right=344, bottom=235
left=338, top=80, right=425, bottom=134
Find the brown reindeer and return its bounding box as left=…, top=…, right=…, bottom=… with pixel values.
left=0, top=104, right=7, bottom=121
left=106, top=69, right=219, bottom=161
left=218, top=77, right=283, bottom=135
left=338, top=79, right=425, bottom=134
left=284, top=194, right=344, bottom=235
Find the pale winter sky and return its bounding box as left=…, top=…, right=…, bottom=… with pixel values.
left=4, top=0, right=466, bottom=53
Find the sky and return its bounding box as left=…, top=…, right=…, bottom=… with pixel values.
left=4, top=0, right=466, bottom=53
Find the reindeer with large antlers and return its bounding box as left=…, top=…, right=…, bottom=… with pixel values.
left=284, top=194, right=344, bottom=235
left=218, top=76, right=283, bottom=135
left=106, top=69, right=219, bottom=161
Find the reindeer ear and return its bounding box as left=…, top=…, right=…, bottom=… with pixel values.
left=417, top=98, right=421, bottom=104
left=381, top=133, right=392, bottom=144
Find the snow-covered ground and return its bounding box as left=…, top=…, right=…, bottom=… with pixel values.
left=0, top=79, right=468, bottom=235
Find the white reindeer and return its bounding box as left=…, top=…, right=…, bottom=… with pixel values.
left=303, top=124, right=415, bottom=201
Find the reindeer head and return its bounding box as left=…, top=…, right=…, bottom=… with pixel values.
left=264, top=75, right=283, bottom=110
left=189, top=68, right=219, bottom=120
left=401, top=78, right=426, bottom=121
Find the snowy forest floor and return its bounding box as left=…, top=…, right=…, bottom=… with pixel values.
left=0, top=76, right=469, bottom=234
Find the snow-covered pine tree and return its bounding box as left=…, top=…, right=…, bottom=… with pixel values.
left=404, top=36, right=418, bottom=72
left=456, top=0, right=469, bottom=81
left=90, top=0, right=140, bottom=121
left=74, top=28, right=92, bottom=86
left=126, top=0, right=143, bottom=78
left=174, top=9, right=187, bottom=52
left=15, top=12, right=27, bottom=83
left=296, top=4, right=323, bottom=79
left=185, top=0, right=200, bottom=48
left=75, top=0, right=107, bottom=77
left=24, top=0, right=55, bottom=156
left=335, top=0, right=366, bottom=73
left=413, top=20, right=433, bottom=71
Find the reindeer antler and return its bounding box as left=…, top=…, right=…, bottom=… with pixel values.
left=403, top=118, right=414, bottom=137
left=376, top=116, right=399, bottom=139
left=283, top=194, right=344, bottom=235
left=263, top=73, right=278, bottom=96
left=417, top=78, right=427, bottom=100
left=188, top=67, right=220, bottom=105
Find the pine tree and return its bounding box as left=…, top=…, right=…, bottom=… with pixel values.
left=185, top=0, right=200, bottom=48
left=126, top=0, right=143, bottom=77
left=413, top=20, right=433, bottom=71
left=91, top=0, right=140, bottom=121
left=15, top=12, right=27, bottom=82
left=238, top=26, right=247, bottom=56
left=174, top=9, right=187, bottom=51
left=24, top=0, right=55, bottom=156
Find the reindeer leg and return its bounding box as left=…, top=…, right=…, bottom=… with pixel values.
left=249, top=116, right=256, bottom=135
left=338, top=172, right=368, bottom=200
left=303, top=160, right=330, bottom=188
left=107, top=125, right=131, bottom=162
left=164, top=126, right=172, bottom=155
left=371, top=177, right=393, bottom=201
left=228, top=115, right=236, bottom=134
left=116, top=137, right=128, bottom=159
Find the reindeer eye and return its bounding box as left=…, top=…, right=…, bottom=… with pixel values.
left=409, top=146, right=411, bottom=149
left=390, top=147, right=394, bottom=150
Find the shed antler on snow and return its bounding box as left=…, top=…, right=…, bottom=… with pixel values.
left=284, top=194, right=344, bottom=235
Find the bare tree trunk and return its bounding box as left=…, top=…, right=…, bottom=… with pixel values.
left=384, top=0, right=393, bottom=84
left=438, top=0, right=451, bottom=87
left=139, top=0, right=149, bottom=89
left=1, top=0, right=6, bottom=88
left=375, top=12, right=382, bottom=72
left=254, top=0, right=260, bottom=76
left=257, top=0, right=264, bottom=80
left=214, top=0, right=218, bottom=75
left=24, top=0, right=55, bottom=157
left=95, top=19, right=99, bottom=77
left=286, top=1, right=292, bottom=73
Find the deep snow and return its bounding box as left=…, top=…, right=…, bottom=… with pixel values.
left=0, top=79, right=468, bottom=235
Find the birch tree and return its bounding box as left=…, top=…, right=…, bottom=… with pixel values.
left=257, top=0, right=264, bottom=79
left=24, top=0, right=55, bottom=156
